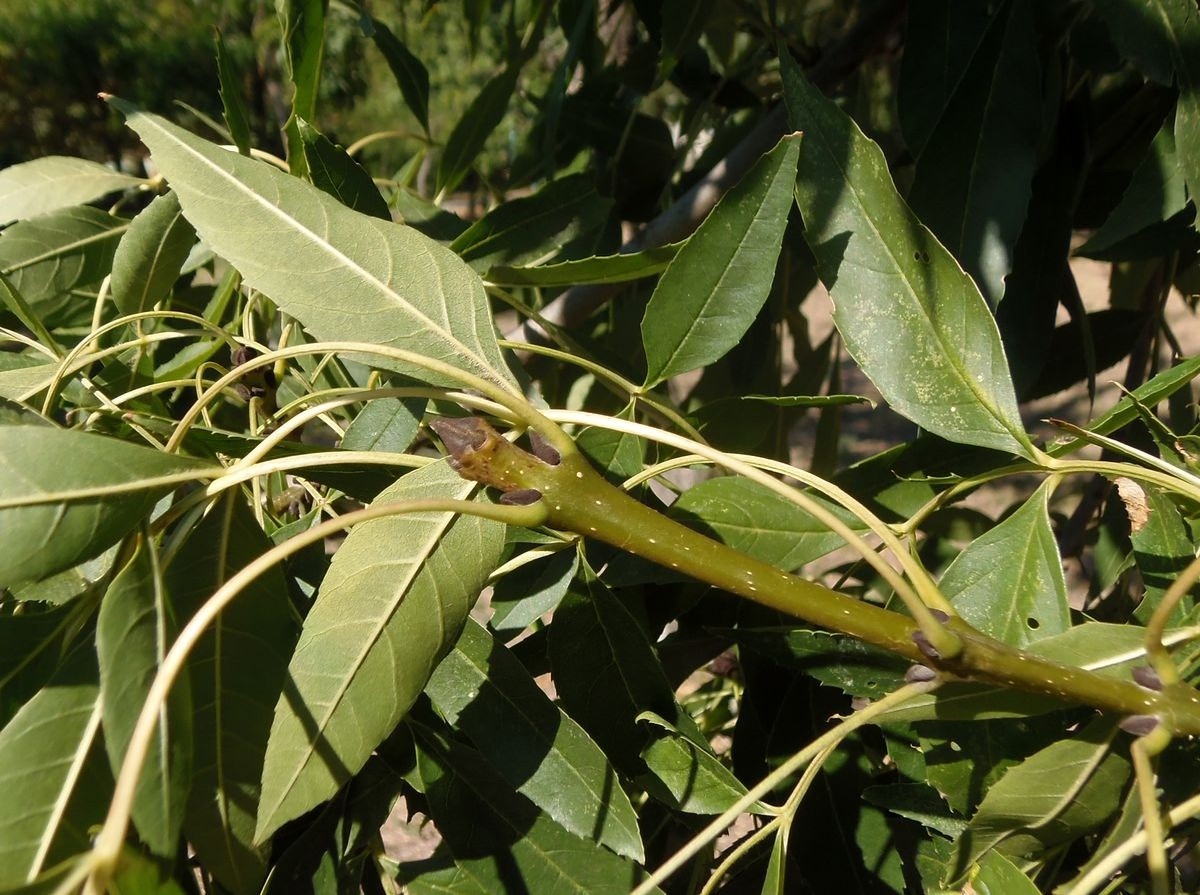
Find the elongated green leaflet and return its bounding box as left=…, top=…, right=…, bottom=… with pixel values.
left=109, top=99, right=519, bottom=393
left=641, top=134, right=800, bottom=387
left=255, top=463, right=506, bottom=839
left=780, top=53, right=1034, bottom=460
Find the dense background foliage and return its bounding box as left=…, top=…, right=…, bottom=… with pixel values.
left=2, top=1, right=1200, bottom=893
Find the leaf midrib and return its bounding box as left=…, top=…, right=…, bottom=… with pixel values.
left=263, top=479, right=474, bottom=824
left=135, top=113, right=510, bottom=391
left=804, top=95, right=1024, bottom=450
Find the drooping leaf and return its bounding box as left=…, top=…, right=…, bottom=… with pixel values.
left=907, top=0, right=1041, bottom=307
left=485, top=242, right=681, bottom=287
left=730, top=628, right=908, bottom=701
left=450, top=174, right=612, bottom=273
left=408, top=722, right=647, bottom=894
left=297, top=118, right=390, bottom=220
left=940, top=481, right=1070, bottom=647
left=215, top=29, right=252, bottom=156
left=436, top=68, right=519, bottom=197
left=339, top=395, right=425, bottom=454
left=897, top=2, right=996, bottom=156
left=0, top=206, right=128, bottom=312
left=781, top=53, right=1034, bottom=459
left=112, top=103, right=518, bottom=392
left=371, top=19, right=431, bottom=134
left=947, top=719, right=1127, bottom=882
left=0, top=425, right=213, bottom=587
left=1076, top=122, right=1190, bottom=259
left=548, top=567, right=697, bottom=773
left=166, top=496, right=298, bottom=895
left=110, top=191, right=197, bottom=315
left=256, top=461, right=505, bottom=840
left=973, top=851, right=1042, bottom=894
left=96, top=536, right=192, bottom=858
left=637, top=711, right=764, bottom=816
left=641, top=134, right=800, bottom=387
left=425, top=618, right=644, bottom=860
left=0, top=647, right=113, bottom=888
left=0, top=157, right=140, bottom=226
left=669, top=476, right=867, bottom=572
left=488, top=545, right=578, bottom=633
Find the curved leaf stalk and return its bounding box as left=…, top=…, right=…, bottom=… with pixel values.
left=82, top=495, right=548, bottom=895
left=628, top=682, right=941, bottom=895
left=1147, top=552, right=1200, bottom=686
left=697, top=743, right=836, bottom=895
left=1065, top=790, right=1200, bottom=895
left=441, top=420, right=1200, bottom=734
left=1044, top=458, right=1200, bottom=506
left=539, top=409, right=951, bottom=622
left=1131, top=732, right=1174, bottom=895
left=161, top=340, right=573, bottom=455
left=40, top=309, right=242, bottom=415
left=499, top=339, right=706, bottom=442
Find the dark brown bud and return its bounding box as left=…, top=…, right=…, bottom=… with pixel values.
left=499, top=488, right=542, bottom=506
left=1119, top=714, right=1160, bottom=737
left=905, top=664, right=938, bottom=683
left=528, top=431, right=561, bottom=465
left=431, top=417, right=492, bottom=462
left=911, top=630, right=940, bottom=660
left=1132, top=666, right=1164, bottom=691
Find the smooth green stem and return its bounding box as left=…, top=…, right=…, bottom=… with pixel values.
left=1131, top=732, right=1171, bottom=895
left=443, top=420, right=1200, bottom=735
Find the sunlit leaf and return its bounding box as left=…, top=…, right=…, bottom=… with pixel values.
left=112, top=102, right=518, bottom=392
left=669, top=476, right=867, bottom=572
left=0, top=206, right=127, bottom=312
left=451, top=174, right=612, bottom=273
left=97, top=537, right=192, bottom=858
left=637, top=711, right=764, bottom=816
left=426, top=619, right=644, bottom=860
left=0, top=425, right=213, bottom=587
left=488, top=546, right=577, bottom=633
left=0, top=157, right=140, bottom=226
left=297, top=118, right=390, bottom=219
left=641, top=134, right=800, bottom=387
left=940, top=481, right=1070, bottom=647
left=0, top=647, right=112, bottom=888
left=781, top=53, right=1034, bottom=459
left=486, top=242, right=680, bottom=287
left=436, top=69, right=518, bottom=197
left=256, top=462, right=505, bottom=839
left=110, top=191, right=197, bottom=315
left=948, top=719, right=1127, bottom=882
